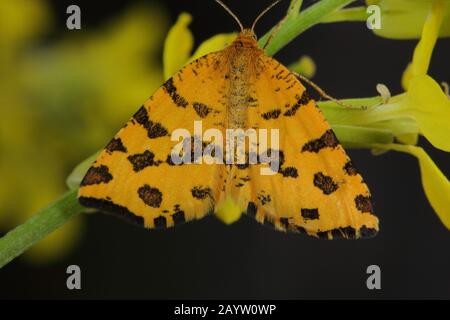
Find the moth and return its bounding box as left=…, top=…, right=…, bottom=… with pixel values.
left=78, top=1, right=379, bottom=239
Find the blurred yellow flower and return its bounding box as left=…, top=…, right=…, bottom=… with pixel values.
left=163, top=13, right=194, bottom=80
left=163, top=12, right=237, bottom=80
left=288, top=55, right=317, bottom=78
left=0, top=0, right=169, bottom=263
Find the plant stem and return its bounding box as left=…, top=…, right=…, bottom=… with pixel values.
left=0, top=189, right=83, bottom=268
left=320, top=7, right=368, bottom=23
left=260, top=0, right=357, bottom=56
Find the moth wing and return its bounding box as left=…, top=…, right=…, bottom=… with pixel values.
left=232, top=55, right=379, bottom=239
left=78, top=52, right=229, bottom=228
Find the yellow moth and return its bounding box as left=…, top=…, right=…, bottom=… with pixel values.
left=78, top=1, right=379, bottom=239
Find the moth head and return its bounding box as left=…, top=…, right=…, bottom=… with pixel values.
left=238, top=29, right=258, bottom=44
left=215, top=0, right=282, bottom=34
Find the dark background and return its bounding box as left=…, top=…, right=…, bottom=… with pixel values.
left=1, top=0, right=450, bottom=299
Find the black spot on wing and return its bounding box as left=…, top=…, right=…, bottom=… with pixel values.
left=80, top=165, right=113, bottom=186
left=166, top=154, right=183, bottom=166
left=147, top=122, right=169, bottom=139
left=261, top=109, right=281, bottom=120
left=262, top=149, right=298, bottom=178
left=355, top=194, right=374, bottom=213
left=193, top=102, right=212, bottom=118
left=163, top=78, right=188, bottom=108
left=298, top=90, right=312, bottom=105
left=301, top=208, right=319, bottom=220
left=313, top=172, right=339, bottom=195
left=133, top=106, right=168, bottom=139
left=283, top=91, right=311, bottom=116
left=105, top=138, right=127, bottom=154
left=280, top=167, right=298, bottom=178
left=138, top=184, right=163, bottom=208
left=127, top=150, right=161, bottom=172
left=191, top=186, right=213, bottom=200
left=302, top=129, right=339, bottom=153
left=78, top=197, right=144, bottom=227
left=257, top=192, right=271, bottom=206
left=133, top=106, right=149, bottom=125
left=343, top=160, right=358, bottom=176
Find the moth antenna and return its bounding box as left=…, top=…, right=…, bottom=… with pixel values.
left=215, top=0, right=244, bottom=32
left=251, top=0, right=282, bottom=33
left=293, top=72, right=363, bottom=110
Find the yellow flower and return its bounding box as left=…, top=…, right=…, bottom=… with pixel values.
left=368, top=1, right=450, bottom=152
left=370, top=1, right=450, bottom=229
left=388, top=1, right=450, bottom=229
left=163, top=13, right=194, bottom=80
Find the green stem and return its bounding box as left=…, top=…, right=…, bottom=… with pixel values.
left=260, top=0, right=357, bottom=56
left=288, top=0, right=303, bottom=18
left=0, top=189, right=83, bottom=268
left=320, top=7, right=368, bottom=23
